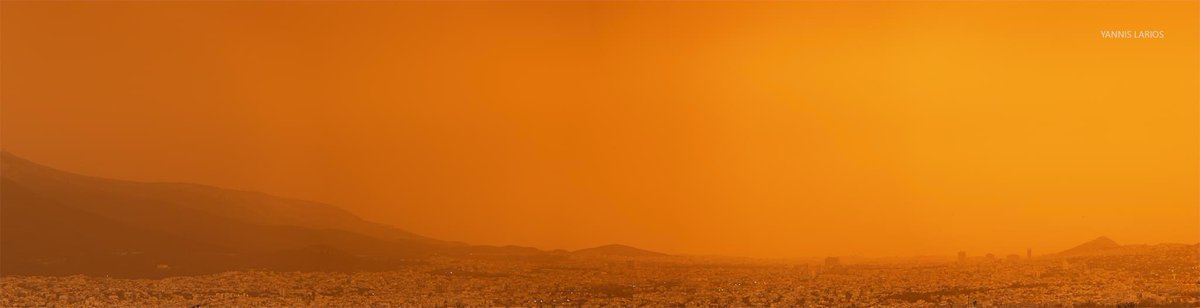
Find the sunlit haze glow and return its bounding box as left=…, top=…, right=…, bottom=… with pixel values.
left=2, top=1, right=1197, bottom=258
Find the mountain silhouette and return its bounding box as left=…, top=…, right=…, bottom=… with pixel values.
left=0, top=151, right=675, bottom=277
left=0, top=151, right=463, bottom=277
left=1056, top=236, right=1120, bottom=256
left=1, top=151, right=432, bottom=242
left=572, top=244, right=667, bottom=257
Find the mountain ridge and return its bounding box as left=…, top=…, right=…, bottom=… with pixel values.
left=1054, top=236, right=1121, bottom=257
left=572, top=244, right=667, bottom=257
left=0, top=151, right=460, bottom=277
left=2, top=151, right=670, bottom=277
left=0, top=151, right=432, bottom=242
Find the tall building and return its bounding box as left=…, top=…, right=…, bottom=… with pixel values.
left=958, top=251, right=967, bottom=263
left=1027, top=248, right=1032, bottom=259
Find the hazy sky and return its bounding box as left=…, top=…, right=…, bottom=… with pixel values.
left=3, top=2, right=1197, bottom=258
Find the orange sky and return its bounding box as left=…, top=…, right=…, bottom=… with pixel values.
left=2, top=1, right=1197, bottom=258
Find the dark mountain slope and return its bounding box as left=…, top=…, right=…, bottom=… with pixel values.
left=1056, top=236, right=1121, bottom=257
left=0, top=151, right=445, bottom=277
left=572, top=244, right=667, bottom=257
left=0, top=151, right=431, bottom=242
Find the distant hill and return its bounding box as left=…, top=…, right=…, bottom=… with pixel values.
left=1, top=151, right=432, bottom=242
left=0, top=151, right=479, bottom=277
left=572, top=244, right=666, bottom=257
left=1056, top=236, right=1121, bottom=257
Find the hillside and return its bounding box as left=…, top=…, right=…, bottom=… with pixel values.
left=572, top=244, right=667, bottom=257
left=1055, top=236, right=1121, bottom=257
left=0, top=151, right=447, bottom=277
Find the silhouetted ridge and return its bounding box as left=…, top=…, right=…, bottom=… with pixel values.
left=0, top=151, right=460, bottom=277
left=572, top=244, right=666, bottom=257
left=1056, top=236, right=1120, bottom=256
left=1, top=151, right=432, bottom=242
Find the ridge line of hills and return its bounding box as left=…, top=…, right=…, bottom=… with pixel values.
left=0, top=151, right=665, bottom=277
left=1, top=151, right=1181, bottom=277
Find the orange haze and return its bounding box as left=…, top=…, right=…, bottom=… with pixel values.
left=2, top=1, right=1197, bottom=258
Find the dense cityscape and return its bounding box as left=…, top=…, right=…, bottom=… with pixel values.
left=3, top=245, right=1196, bottom=307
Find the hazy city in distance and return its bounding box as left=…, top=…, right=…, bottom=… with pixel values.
left=2, top=1, right=1198, bottom=307
left=1, top=150, right=1197, bottom=306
